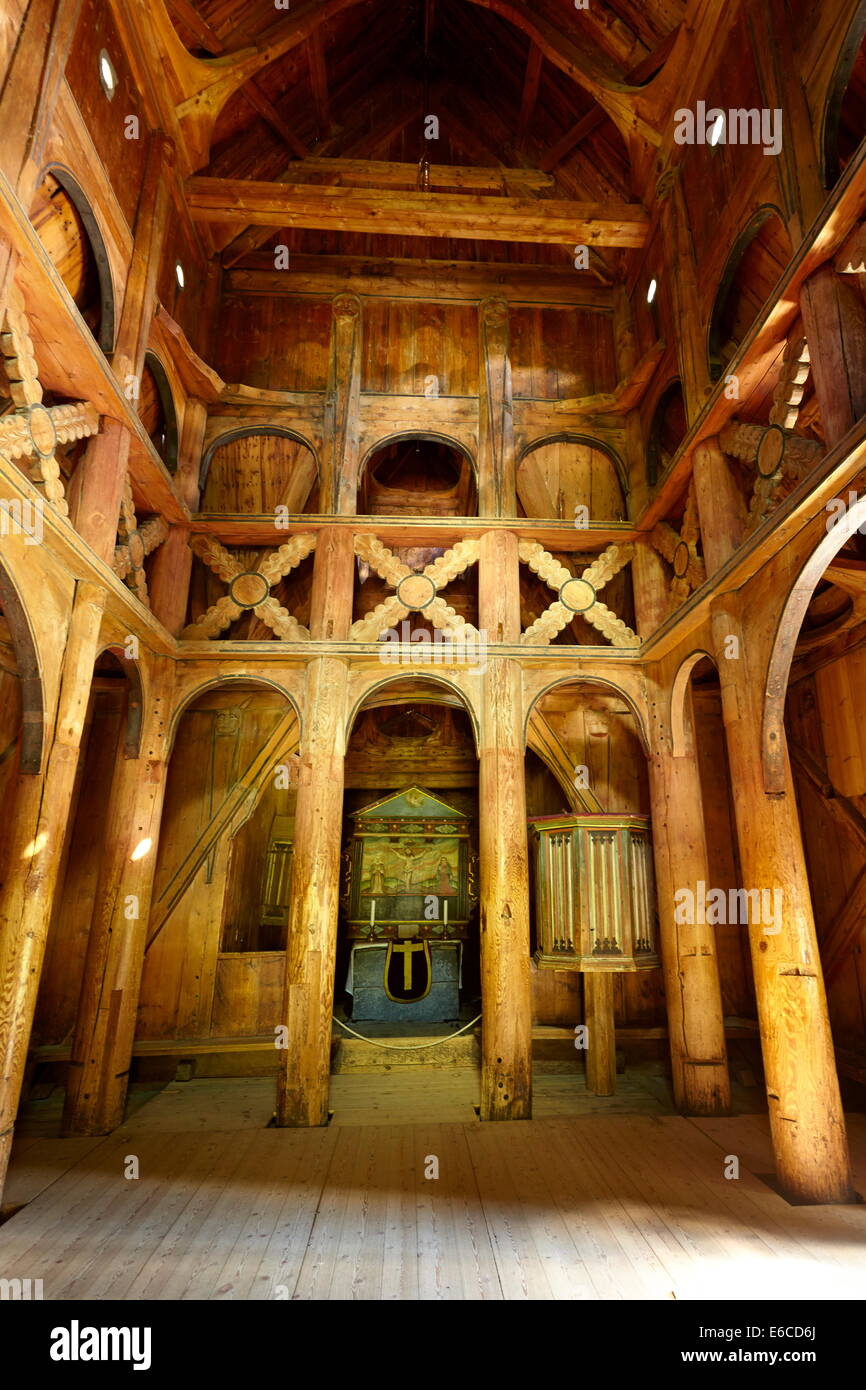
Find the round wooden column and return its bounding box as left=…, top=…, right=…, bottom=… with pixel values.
left=647, top=680, right=731, bottom=1114
left=584, top=973, right=616, bottom=1096
left=632, top=543, right=730, bottom=1114
left=62, top=660, right=173, bottom=1136
left=0, top=581, right=105, bottom=1200
left=275, top=655, right=348, bottom=1126
left=276, top=528, right=353, bottom=1127
left=478, top=530, right=531, bottom=1119
left=711, top=603, right=853, bottom=1202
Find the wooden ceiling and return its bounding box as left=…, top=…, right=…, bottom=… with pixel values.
left=164, top=0, right=688, bottom=270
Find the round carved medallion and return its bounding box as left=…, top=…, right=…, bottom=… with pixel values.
left=558, top=576, right=596, bottom=613
left=397, top=572, right=436, bottom=610
left=27, top=403, right=57, bottom=459
left=672, top=540, right=690, bottom=579
left=756, top=424, right=785, bottom=478
left=229, top=571, right=270, bottom=608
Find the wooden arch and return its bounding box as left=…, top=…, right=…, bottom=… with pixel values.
left=821, top=0, right=866, bottom=187
left=706, top=203, right=790, bottom=381
left=523, top=672, right=650, bottom=758
left=763, top=493, right=866, bottom=793
left=36, top=163, right=116, bottom=353
left=95, top=645, right=144, bottom=759
left=142, top=351, right=179, bottom=473
left=359, top=431, right=477, bottom=484
left=0, top=561, right=44, bottom=774
left=347, top=672, right=481, bottom=756
left=166, top=673, right=302, bottom=756
left=199, top=425, right=320, bottom=493
left=670, top=649, right=716, bottom=758
left=517, top=432, right=629, bottom=505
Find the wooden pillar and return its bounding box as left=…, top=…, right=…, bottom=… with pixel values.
left=275, top=656, right=348, bottom=1127
left=800, top=264, right=866, bottom=447
left=61, top=660, right=173, bottom=1135
left=656, top=169, right=711, bottom=422
left=478, top=530, right=531, bottom=1118
left=710, top=599, right=853, bottom=1202
left=478, top=298, right=516, bottom=518
left=275, top=529, right=353, bottom=1126
left=321, top=294, right=361, bottom=516
left=584, top=973, right=615, bottom=1096
left=632, top=545, right=730, bottom=1112
left=692, top=437, right=746, bottom=576
left=0, top=580, right=105, bottom=1200
left=0, top=0, right=83, bottom=200
left=148, top=399, right=205, bottom=633
left=76, top=133, right=174, bottom=564
left=647, top=678, right=731, bottom=1113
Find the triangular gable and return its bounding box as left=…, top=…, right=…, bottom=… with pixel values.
left=353, top=786, right=466, bottom=821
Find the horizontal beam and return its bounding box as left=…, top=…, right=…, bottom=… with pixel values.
left=225, top=254, right=613, bottom=307
left=187, top=178, right=649, bottom=247
left=268, top=157, right=554, bottom=192
left=189, top=514, right=639, bottom=552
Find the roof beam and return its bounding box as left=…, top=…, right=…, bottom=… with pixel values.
left=307, top=31, right=331, bottom=136
left=254, top=157, right=553, bottom=192
left=517, top=43, right=544, bottom=147
left=187, top=177, right=649, bottom=247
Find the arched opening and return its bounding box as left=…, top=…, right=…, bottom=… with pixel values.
left=139, top=354, right=179, bottom=473
left=822, top=2, right=866, bottom=187
left=670, top=652, right=756, bottom=1024
left=765, top=507, right=866, bottom=1098
left=647, top=379, right=688, bottom=488
left=200, top=428, right=319, bottom=514
left=335, top=676, right=480, bottom=1052
left=29, top=166, right=115, bottom=352
left=517, top=435, right=626, bottom=521
left=707, top=207, right=792, bottom=382
left=138, top=681, right=300, bottom=1051
left=29, top=650, right=139, bottom=1068
left=359, top=435, right=477, bottom=517
left=523, top=677, right=661, bottom=1087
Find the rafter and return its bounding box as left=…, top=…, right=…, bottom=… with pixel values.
left=188, top=178, right=649, bottom=248
left=307, top=30, right=331, bottom=137
left=517, top=44, right=544, bottom=147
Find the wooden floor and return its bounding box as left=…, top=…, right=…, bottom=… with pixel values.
left=2, top=1075, right=866, bottom=1300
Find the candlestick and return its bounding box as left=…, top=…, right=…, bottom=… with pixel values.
left=370, top=898, right=376, bottom=926
left=443, top=898, right=448, bottom=926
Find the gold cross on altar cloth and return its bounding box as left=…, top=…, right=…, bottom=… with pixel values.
left=392, top=940, right=426, bottom=989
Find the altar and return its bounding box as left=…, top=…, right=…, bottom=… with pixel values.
left=340, top=787, right=475, bottom=1022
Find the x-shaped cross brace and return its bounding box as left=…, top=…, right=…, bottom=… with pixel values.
left=113, top=477, right=168, bottom=607
left=180, top=533, right=317, bottom=640
left=0, top=283, right=99, bottom=515
left=350, top=534, right=481, bottom=641
left=518, top=541, right=638, bottom=647
left=647, top=477, right=705, bottom=613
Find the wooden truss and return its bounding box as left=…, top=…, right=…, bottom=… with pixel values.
left=350, top=535, right=481, bottom=642
left=0, top=283, right=99, bottom=516
left=720, top=419, right=823, bottom=534
left=180, top=533, right=317, bottom=639
left=518, top=541, right=638, bottom=647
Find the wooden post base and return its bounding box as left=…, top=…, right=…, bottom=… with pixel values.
left=584, top=973, right=616, bottom=1096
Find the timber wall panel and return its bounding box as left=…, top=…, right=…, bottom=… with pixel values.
left=360, top=301, right=479, bottom=396
left=65, top=0, right=148, bottom=228
left=214, top=295, right=332, bottom=391
left=510, top=307, right=616, bottom=400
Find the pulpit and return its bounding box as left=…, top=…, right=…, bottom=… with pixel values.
left=341, top=786, right=475, bottom=1021
left=529, top=814, right=660, bottom=1093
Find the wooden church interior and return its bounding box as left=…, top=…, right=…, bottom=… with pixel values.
left=1, top=0, right=866, bottom=1302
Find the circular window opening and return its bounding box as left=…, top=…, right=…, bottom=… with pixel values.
left=98, top=50, right=117, bottom=101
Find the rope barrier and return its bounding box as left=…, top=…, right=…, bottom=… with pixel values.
left=332, top=1013, right=482, bottom=1051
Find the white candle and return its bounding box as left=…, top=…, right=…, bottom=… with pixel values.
left=444, top=898, right=448, bottom=926
left=370, top=898, right=376, bottom=926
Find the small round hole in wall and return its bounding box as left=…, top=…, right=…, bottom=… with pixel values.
left=175, top=261, right=185, bottom=290
left=98, top=50, right=117, bottom=101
